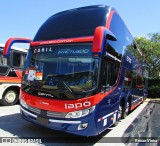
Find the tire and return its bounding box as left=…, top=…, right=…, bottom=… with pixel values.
left=118, top=103, right=123, bottom=120
left=114, top=100, right=130, bottom=126
left=0, top=90, right=19, bottom=106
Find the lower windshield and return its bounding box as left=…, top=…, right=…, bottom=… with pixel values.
left=22, top=44, right=99, bottom=99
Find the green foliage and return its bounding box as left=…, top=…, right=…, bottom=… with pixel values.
left=135, top=33, right=160, bottom=98
left=135, top=33, right=160, bottom=79
left=148, top=85, right=160, bottom=98
left=148, top=79, right=160, bottom=98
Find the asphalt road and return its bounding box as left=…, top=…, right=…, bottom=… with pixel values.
left=122, top=100, right=160, bottom=146
left=0, top=99, right=159, bottom=146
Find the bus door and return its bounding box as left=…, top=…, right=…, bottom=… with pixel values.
left=96, top=43, right=121, bottom=133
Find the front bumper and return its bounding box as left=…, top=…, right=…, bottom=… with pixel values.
left=20, top=105, right=98, bottom=136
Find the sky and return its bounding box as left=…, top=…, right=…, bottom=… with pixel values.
left=0, top=0, right=160, bottom=47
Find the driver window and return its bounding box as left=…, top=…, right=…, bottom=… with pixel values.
left=103, top=57, right=120, bottom=87
left=102, top=44, right=121, bottom=87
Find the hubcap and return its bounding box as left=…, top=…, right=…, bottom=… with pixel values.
left=5, top=92, right=16, bottom=103
left=126, top=102, right=129, bottom=114
left=118, top=105, right=122, bottom=119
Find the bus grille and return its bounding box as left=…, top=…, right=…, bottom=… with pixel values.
left=28, top=105, right=41, bottom=114
left=27, top=105, right=67, bottom=118
left=47, top=111, right=67, bottom=118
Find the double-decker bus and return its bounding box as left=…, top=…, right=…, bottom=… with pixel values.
left=4, top=5, right=148, bottom=136
left=0, top=43, right=28, bottom=105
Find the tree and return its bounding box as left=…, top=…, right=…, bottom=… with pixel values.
left=135, top=33, right=160, bottom=79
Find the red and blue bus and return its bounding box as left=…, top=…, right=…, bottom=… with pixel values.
left=4, top=5, right=148, bottom=136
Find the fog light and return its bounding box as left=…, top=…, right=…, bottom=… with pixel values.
left=78, top=123, right=88, bottom=130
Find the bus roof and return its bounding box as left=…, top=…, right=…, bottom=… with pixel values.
left=0, top=43, right=28, bottom=53
left=34, top=5, right=114, bottom=41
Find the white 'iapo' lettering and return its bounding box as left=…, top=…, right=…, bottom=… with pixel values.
left=65, top=101, right=91, bottom=109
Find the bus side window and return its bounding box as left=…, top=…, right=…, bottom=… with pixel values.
left=102, top=56, right=120, bottom=87
left=124, top=69, right=132, bottom=87
left=132, top=72, right=144, bottom=89
left=20, top=53, right=26, bottom=67
left=0, top=51, right=3, bottom=65
left=136, top=75, right=144, bottom=88
left=12, top=51, right=26, bottom=68
left=0, top=50, right=10, bottom=75
left=102, top=12, right=124, bottom=88
left=0, top=51, right=8, bottom=66
left=102, top=59, right=111, bottom=86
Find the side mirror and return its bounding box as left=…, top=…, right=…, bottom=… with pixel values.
left=106, top=30, right=117, bottom=41
left=92, top=26, right=117, bottom=52
left=3, top=38, right=32, bottom=58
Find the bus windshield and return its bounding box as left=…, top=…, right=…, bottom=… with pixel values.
left=22, top=44, right=100, bottom=99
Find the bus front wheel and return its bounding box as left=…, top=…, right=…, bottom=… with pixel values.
left=0, top=90, right=19, bottom=106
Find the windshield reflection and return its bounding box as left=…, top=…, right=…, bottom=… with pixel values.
left=22, top=44, right=99, bottom=99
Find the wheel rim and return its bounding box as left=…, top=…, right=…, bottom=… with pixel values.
left=118, top=105, right=122, bottom=119
left=126, top=102, right=129, bottom=114
left=5, top=92, right=16, bottom=103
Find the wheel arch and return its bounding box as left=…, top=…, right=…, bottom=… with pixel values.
left=2, top=85, right=20, bottom=99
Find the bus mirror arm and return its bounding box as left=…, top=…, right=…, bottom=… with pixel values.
left=92, top=26, right=116, bottom=52
left=105, top=29, right=117, bottom=41
left=3, top=37, right=32, bottom=58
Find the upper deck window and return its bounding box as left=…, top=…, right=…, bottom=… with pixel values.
left=34, top=6, right=110, bottom=41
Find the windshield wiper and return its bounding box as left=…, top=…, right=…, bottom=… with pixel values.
left=57, top=81, right=76, bottom=96
left=62, top=81, right=73, bottom=93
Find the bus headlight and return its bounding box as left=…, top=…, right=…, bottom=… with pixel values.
left=20, top=98, right=28, bottom=109
left=66, top=106, right=95, bottom=118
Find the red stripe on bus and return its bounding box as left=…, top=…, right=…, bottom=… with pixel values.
left=30, top=37, right=93, bottom=46
left=21, top=87, right=115, bottom=113
left=106, top=10, right=115, bottom=29
left=131, top=100, right=143, bottom=110
left=92, top=26, right=105, bottom=52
